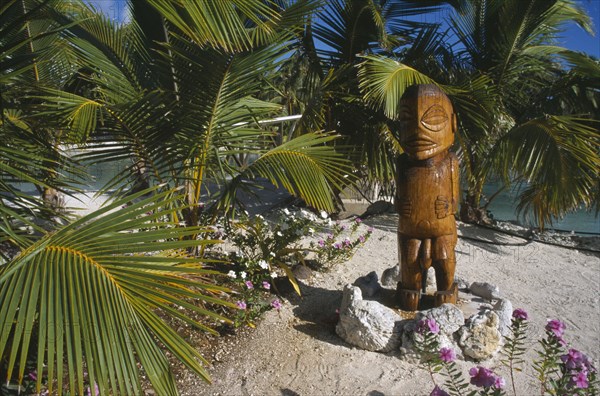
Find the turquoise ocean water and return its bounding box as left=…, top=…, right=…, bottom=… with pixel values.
left=481, top=182, right=599, bottom=235
left=84, top=163, right=600, bottom=234
left=12, top=160, right=599, bottom=234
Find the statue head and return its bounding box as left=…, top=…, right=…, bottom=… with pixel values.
left=398, top=84, right=456, bottom=161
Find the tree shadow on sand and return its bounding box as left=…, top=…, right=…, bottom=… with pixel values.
left=280, top=277, right=405, bottom=350
left=274, top=276, right=352, bottom=348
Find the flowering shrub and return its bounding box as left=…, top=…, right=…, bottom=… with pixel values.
left=230, top=279, right=279, bottom=327
left=415, top=311, right=598, bottom=396
left=209, top=208, right=372, bottom=327
left=308, top=218, right=373, bottom=269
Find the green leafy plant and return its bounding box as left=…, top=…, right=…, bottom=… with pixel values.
left=500, top=309, right=529, bottom=396
left=225, top=209, right=313, bottom=295
left=309, top=218, right=373, bottom=268
left=416, top=310, right=598, bottom=396
left=0, top=188, right=234, bottom=395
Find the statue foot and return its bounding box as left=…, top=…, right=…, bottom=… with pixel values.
left=397, top=285, right=421, bottom=311
left=434, top=282, right=458, bottom=307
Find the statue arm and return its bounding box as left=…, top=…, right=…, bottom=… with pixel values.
left=395, top=155, right=412, bottom=216
left=451, top=153, right=459, bottom=214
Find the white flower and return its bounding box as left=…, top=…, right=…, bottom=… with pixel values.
left=276, top=231, right=283, bottom=237
left=320, top=210, right=328, bottom=219
left=308, top=227, right=315, bottom=235
left=283, top=208, right=290, bottom=215
left=270, top=271, right=277, bottom=278
left=240, top=271, right=247, bottom=279
left=227, top=270, right=236, bottom=278
left=269, top=252, right=276, bottom=257
left=258, top=259, right=269, bottom=269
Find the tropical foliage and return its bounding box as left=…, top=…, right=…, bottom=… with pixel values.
left=1, top=0, right=598, bottom=394
left=1, top=0, right=351, bottom=394
left=270, top=0, right=463, bottom=195
left=355, top=0, right=600, bottom=227
left=0, top=188, right=232, bottom=394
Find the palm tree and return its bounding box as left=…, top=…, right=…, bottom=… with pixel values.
left=0, top=0, right=83, bottom=253
left=1, top=0, right=353, bottom=394
left=37, top=0, right=352, bottom=224
left=356, top=0, right=599, bottom=228
left=0, top=188, right=237, bottom=395
left=265, top=0, right=468, bottom=202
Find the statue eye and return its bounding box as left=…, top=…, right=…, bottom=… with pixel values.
left=420, top=105, right=448, bottom=131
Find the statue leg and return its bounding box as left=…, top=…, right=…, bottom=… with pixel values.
left=397, top=236, right=422, bottom=311
left=432, top=234, right=458, bottom=306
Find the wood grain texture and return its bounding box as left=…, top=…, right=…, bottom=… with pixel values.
left=395, top=84, right=459, bottom=311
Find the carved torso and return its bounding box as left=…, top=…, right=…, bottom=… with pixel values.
left=396, top=152, right=458, bottom=238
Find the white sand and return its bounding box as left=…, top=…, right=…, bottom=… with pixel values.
left=177, top=212, right=600, bottom=396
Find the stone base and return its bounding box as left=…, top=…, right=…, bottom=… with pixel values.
left=336, top=269, right=509, bottom=362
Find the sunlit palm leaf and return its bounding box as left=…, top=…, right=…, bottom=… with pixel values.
left=148, top=0, right=288, bottom=52
left=0, top=188, right=233, bottom=395
left=357, top=54, right=435, bottom=119
left=491, top=116, right=599, bottom=228
left=213, top=133, right=352, bottom=214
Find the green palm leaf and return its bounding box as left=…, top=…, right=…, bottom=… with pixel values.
left=492, top=116, right=599, bottom=228
left=143, top=0, right=314, bottom=52
left=0, top=187, right=233, bottom=395
left=213, top=133, right=352, bottom=214
left=357, top=54, right=435, bottom=119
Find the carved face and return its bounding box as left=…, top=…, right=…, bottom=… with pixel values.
left=398, top=85, right=456, bottom=160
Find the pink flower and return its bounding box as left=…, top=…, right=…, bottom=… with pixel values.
left=546, top=319, right=566, bottom=338
left=236, top=301, right=247, bottom=310
left=561, top=349, right=584, bottom=370
left=85, top=383, right=99, bottom=396
left=494, top=375, right=506, bottom=389
left=327, top=234, right=334, bottom=240
left=262, top=281, right=271, bottom=290
left=417, top=318, right=439, bottom=334
left=512, top=308, right=528, bottom=320
left=571, top=371, right=589, bottom=389
left=343, top=238, right=351, bottom=247
left=469, top=366, right=496, bottom=388
left=367, top=227, right=374, bottom=233
left=430, top=385, right=449, bottom=396
left=318, top=239, right=325, bottom=247
left=426, top=318, right=440, bottom=334
left=355, top=218, right=362, bottom=224
left=333, top=242, right=342, bottom=249
left=245, top=281, right=254, bottom=289
left=439, top=347, right=455, bottom=362
left=358, top=235, right=365, bottom=243
left=271, top=299, right=282, bottom=310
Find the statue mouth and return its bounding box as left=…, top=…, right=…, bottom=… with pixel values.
left=402, top=138, right=437, bottom=151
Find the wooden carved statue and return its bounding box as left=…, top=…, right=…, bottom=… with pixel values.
left=395, top=84, right=459, bottom=311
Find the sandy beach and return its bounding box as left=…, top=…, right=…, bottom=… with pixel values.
left=174, top=210, right=600, bottom=396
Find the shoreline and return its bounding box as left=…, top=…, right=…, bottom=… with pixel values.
left=175, top=210, right=599, bottom=395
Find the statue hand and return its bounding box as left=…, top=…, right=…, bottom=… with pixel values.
left=399, top=198, right=412, bottom=217
left=435, top=195, right=450, bottom=219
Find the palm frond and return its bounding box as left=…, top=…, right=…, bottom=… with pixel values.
left=357, top=54, right=435, bottom=119
left=491, top=116, right=599, bottom=228
left=213, top=133, right=352, bottom=214
left=0, top=187, right=233, bottom=395
left=143, top=0, right=289, bottom=52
